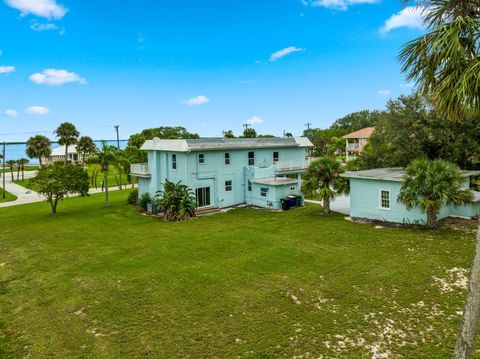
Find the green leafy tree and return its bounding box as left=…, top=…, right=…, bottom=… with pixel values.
left=284, top=132, right=293, bottom=138
left=242, top=128, right=257, bottom=138
left=54, top=122, right=80, bottom=165
left=124, top=145, right=147, bottom=163
left=330, top=110, right=381, bottom=132
left=155, top=180, right=196, bottom=221
left=302, top=157, right=349, bottom=214
left=90, top=143, right=117, bottom=207
left=76, top=136, right=97, bottom=164
left=26, top=135, right=51, bottom=167
left=223, top=130, right=235, bottom=138
left=399, top=2, right=480, bottom=355
left=127, top=126, right=199, bottom=148
left=6, top=160, right=15, bottom=181
left=31, top=164, right=89, bottom=214
left=304, top=128, right=348, bottom=157
left=327, top=136, right=345, bottom=156
left=398, top=159, right=473, bottom=229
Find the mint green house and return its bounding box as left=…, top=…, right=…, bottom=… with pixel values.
left=131, top=137, right=313, bottom=210
left=342, top=168, right=480, bottom=224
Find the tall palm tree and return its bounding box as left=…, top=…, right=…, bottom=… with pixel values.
left=6, top=160, right=15, bottom=181
left=398, top=159, right=473, bottom=229
left=302, top=157, right=349, bottom=214
left=25, top=135, right=51, bottom=167
left=91, top=143, right=117, bottom=207
left=54, top=122, right=79, bottom=165
left=399, top=2, right=480, bottom=357
left=17, top=158, right=29, bottom=181
left=76, top=136, right=97, bottom=165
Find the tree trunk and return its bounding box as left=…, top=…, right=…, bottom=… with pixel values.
left=105, top=170, right=109, bottom=207
left=427, top=211, right=438, bottom=229
left=453, top=218, right=480, bottom=359
left=16, top=167, right=20, bottom=180
left=39, top=157, right=43, bottom=168
left=21, top=166, right=24, bottom=181
left=65, top=146, right=68, bottom=165
left=323, top=198, right=331, bottom=214
left=50, top=197, right=58, bottom=214
left=10, top=169, right=13, bottom=181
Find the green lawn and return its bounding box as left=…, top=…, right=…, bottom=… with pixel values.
left=0, top=190, right=16, bottom=203
left=0, top=191, right=477, bottom=358
left=14, top=164, right=132, bottom=191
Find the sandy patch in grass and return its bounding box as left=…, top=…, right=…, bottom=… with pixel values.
left=432, top=267, right=468, bottom=293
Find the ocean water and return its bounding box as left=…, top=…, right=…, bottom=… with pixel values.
left=1, top=140, right=128, bottom=165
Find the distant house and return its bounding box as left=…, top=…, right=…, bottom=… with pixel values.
left=130, top=137, right=313, bottom=211
left=45, top=145, right=80, bottom=164
left=343, top=127, right=375, bottom=161
left=342, top=168, right=480, bottom=224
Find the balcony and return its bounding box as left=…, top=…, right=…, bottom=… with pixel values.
left=274, top=158, right=311, bottom=173
left=130, top=163, right=150, bottom=177
left=346, top=143, right=360, bottom=152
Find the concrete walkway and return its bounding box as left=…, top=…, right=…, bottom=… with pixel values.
left=0, top=170, right=136, bottom=208
left=305, top=194, right=350, bottom=215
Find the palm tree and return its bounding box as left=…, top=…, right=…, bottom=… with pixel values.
left=6, top=160, right=15, bottom=181
left=91, top=143, right=116, bottom=207
left=398, top=159, right=473, bottom=229
left=54, top=122, right=79, bottom=165
left=302, top=157, right=349, bottom=214
left=155, top=180, right=196, bottom=221
left=399, top=2, right=480, bottom=356
left=15, top=160, right=21, bottom=180
left=25, top=135, right=51, bottom=167
left=76, top=136, right=97, bottom=165
left=17, top=158, right=29, bottom=181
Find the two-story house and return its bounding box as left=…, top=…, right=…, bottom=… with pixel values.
left=130, top=137, right=313, bottom=211
left=343, top=127, right=375, bottom=161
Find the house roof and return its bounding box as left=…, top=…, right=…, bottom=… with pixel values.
left=250, top=177, right=298, bottom=186
left=50, top=145, right=77, bottom=156
left=341, top=168, right=480, bottom=182
left=140, top=137, right=313, bottom=152
left=342, top=127, right=375, bottom=139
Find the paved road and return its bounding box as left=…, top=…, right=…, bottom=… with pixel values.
left=0, top=170, right=136, bottom=208
left=305, top=194, right=350, bottom=215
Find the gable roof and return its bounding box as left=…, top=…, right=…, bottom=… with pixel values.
left=50, top=145, right=77, bottom=156
left=140, top=137, right=313, bottom=152
left=341, top=168, right=480, bottom=182
left=342, top=127, right=375, bottom=139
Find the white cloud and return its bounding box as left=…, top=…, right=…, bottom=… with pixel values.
left=30, top=22, right=58, bottom=31
left=5, top=0, right=68, bottom=19
left=183, top=95, right=209, bottom=106
left=25, top=106, right=50, bottom=115
left=0, top=66, right=15, bottom=74
left=378, top=89, right=391, bottom=96
left=269, top=46, right=304, bottom=62
left=301, top=0, right=378, bottom=11
left=246, top=116, right=264, bottom=125
left=29, top=69, right=87, bottom=86
left=4, top=109, right=18, bottom=117
left=381, top=6, right=426, bottom=33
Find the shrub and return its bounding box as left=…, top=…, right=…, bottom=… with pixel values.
left=139, top=192, right=152, bottom=211
left=127, top=189, right=139, bottom=205
left=155, top=180, right=196, bottom=221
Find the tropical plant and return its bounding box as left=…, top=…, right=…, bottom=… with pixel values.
left=242, top=128, right=257, bottom=138
left=302, top=157, right=349, bottom=214
left=155, top=180, right=196, bottom=221
left=6, top=160, right=15, bottom=181
left=90, top=143, right=117, bottom=207
left=327, top=136, right=345, bottom=156
left=223, top=130, right=235, bottom=138
left=25, top=135, right=51, bottom=167
left=398, top=159, right=473, bottom=229
left=17, top=158, right=29, bottom=181
left=31, top=164, right=89, bottom=214
left=76, top=136, right=97, bottom=165
left=127, top=189, right=139, bottom=205
left=128, top=126, right=199, bottom=148
left=111, top=149, right=130, bottom=190
left=139, top=192, right=152, bottom=211
left=399, top=2, right=480, bottom=356
left=54, top=122, right=80, bottom=165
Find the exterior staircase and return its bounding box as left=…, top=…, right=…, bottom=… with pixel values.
left=195, top=206, right=221, bottom=217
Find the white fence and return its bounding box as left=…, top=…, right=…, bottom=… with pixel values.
left=274, top=159, right=311, bottom=172
left=130, top=163, right=149, bottom=175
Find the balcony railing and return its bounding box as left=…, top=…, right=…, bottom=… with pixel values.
left=130, top=163, right=150, bottom=176
left=346, top=143, right=360, bottom=151
left=274, top=158, right=311, bottom=172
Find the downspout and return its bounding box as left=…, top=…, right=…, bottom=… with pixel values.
left=195, top=151, right=219, bottom=207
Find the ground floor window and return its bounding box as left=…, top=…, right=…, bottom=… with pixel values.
left=225, top=180, right=232, bottom=192
left=261, top=187, right=268, bottom=197
left=379, top=189, right=391, bottom=210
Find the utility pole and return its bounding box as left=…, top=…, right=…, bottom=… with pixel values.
left=305, top=122, right=312, bottom=131
left=114, top=125, right=120, bottom=149
left=2, top=142, right=5, bottom=199
left=243, top=123, right=250, bottom=131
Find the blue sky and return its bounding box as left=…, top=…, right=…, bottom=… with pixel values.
left=0, top=0, right=424, bottom=142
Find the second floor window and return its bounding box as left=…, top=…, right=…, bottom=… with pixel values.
left=273, top=152, right=279, bottom=163
left=225, top=180, right=232, bottom=192
left=225, top=153, right=230, bottom=165
left=261, top=187, right=268, bottom=197
left=172, top=154, right=177, bottom=170
left=198, top=153, right=205, bottom=164
left=248, top=180, right=252, bottom=191
left=248, top=151, right=255, bottom=166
